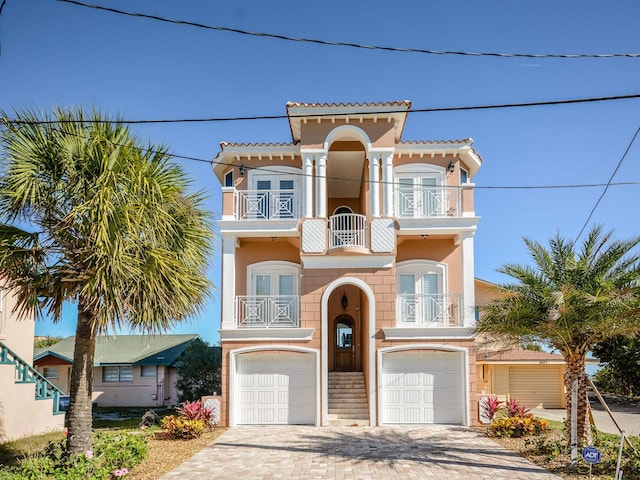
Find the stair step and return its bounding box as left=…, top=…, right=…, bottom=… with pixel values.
left=328, top=396, right=367, bottom=402
left=328, top=408, right=369, bottom=415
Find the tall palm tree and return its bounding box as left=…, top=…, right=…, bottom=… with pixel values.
left=477, top=226, right=640, bottom=446
left=0, top=108, right=213, bottom=454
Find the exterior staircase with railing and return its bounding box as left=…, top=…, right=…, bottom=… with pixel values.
left=0, top=340, right=64, bottom=415
left=327, top=371, right=370, bottom=426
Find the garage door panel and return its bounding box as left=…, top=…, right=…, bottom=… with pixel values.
left=381, top=351, right=464, bottom=425
left=236, top=353, right=315, bottom=425
left=509, top=366, right=562, bottom=408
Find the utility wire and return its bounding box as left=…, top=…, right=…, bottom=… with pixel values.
left=574, top=126, right=640, bottom=242
left=4, top=119, right=639, bottom=192
left=56, top=0, right=640, bottom=59
left=4, top=93, right=640, bottom=126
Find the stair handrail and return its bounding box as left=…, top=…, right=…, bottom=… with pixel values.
left=0, top=340, right=64, bottom=413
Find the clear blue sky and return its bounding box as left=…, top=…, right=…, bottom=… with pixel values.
left=1, top=0, right=639, bottom=345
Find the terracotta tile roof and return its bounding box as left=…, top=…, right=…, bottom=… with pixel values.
left=219, top=141, right=295, bottom=149
left=286, top=100, right=412, bottom=109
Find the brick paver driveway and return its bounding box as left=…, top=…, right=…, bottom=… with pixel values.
left=160, top=425, right=562, bottom=480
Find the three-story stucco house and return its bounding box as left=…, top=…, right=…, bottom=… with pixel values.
left=212, top=101, right=483, bottom=427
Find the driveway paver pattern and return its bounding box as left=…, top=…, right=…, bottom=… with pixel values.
left=159, top=425, right=563, bottom=480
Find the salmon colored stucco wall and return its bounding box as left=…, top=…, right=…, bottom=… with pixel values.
left=300, top=119, right=395, bottom=149
left=396, top=238, right=463, bottom=293
left=234, top=240, right=301, bottom=295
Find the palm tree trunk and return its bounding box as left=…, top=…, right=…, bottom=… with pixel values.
left=66, top=300, right=98, bottom=454
left=564, top=352, right=592, bottom=447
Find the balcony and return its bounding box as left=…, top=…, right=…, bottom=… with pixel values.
left=329, top=213, right=367, bottom=249
left=235, top=295, right=299, bottom=328
left=396, top=293, right=462, bottom=328
left=236, top=190, right=300, bottom=220
left=396, top=186, right=460, bottom=218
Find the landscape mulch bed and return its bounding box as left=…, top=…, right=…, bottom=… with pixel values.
left=480, top=427, right=619, bottom=480
left=127, top=428, right=225, bottom=480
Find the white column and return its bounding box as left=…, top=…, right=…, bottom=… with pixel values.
left=302, top=153, right=314, bottom=217
left=221, top=235, right=237, bottom=330
left=369, top=153, right=381, bottom=218
left=315, top=153, right=327, bottom=218
left=461, top=232, right=476, bottom=327
left=382, top=151, right=394, bottom=217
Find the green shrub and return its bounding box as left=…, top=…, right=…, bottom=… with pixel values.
left=161, top=415, right=206, bottom=439
left=490, top=415, right=550, bottom=438
left=15, top=431, right=148, bottom=479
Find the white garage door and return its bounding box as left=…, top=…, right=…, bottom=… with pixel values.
left=236, top=353, right=315, bottom=425
left=509, top=366, right=563, bottom=409
left=381, top=350, right=464, bottom=424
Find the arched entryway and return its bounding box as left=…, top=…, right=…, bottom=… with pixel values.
left=321, top=277, right=376, bottom=426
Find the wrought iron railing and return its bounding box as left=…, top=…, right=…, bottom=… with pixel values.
left=396, top=186, right=460, bottom=218
left=329, top=213, right=367, bottom=249
left=235, top=295, right=299, bottom=328
left=236, top=190, right=300, bottom=220
left=0, top=341, right=64, bottom=413
left=397, top=293, right=462, bottom=327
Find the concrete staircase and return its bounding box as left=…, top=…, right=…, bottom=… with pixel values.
left=328, top=371, right=369, bottom=426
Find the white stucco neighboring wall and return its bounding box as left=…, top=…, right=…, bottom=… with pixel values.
left=0, top=288, right=65, bottom=442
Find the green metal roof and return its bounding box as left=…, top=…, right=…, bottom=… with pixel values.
left=34, top=334, right=199, bottom=367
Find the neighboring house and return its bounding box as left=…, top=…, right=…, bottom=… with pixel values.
left=474, top=278, right=599, bottom=410
left=34, top=334, right=199, bottom=407
left=0, top=286, right=65, bottom=442
left=212, top=100, right=483, bottom=427
left=476, top=349, right=567, bottom=409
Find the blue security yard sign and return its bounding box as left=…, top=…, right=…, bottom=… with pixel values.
left=582, top=446, right=601, bottom=464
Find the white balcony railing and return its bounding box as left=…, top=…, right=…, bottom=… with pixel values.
left=396, top=186, right=460, bottom=218
left=397, top=293, right=462, bottom=327
left=236, top=190, right=300, bottom=220
left=235, top=295, right=299, bottom=328
left=329, top=213, right=367, bottom=249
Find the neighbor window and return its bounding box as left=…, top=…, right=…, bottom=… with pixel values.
left=141, top=365, right=156, bottom=377
left=43, top=367, right=59, bottom=379
left=102, top=366, right=133, bottom=382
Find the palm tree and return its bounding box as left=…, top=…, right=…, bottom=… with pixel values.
left=0, top=108, right=213, bottom=454
left=477, top=226, right=640, bottom=446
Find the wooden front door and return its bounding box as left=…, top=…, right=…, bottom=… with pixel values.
left=334, top=315, right=355, bottom=371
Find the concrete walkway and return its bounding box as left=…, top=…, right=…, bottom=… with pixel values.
left=159, top=425, right=562, bottom=480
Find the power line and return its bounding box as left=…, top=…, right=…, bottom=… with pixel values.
left=56, top=0, right=640, bottom=59
left=5, top=119, right=639, bottom=192
left=3, top=93, right=640, bottom=126
left=574, top=126, right=640, bottom=242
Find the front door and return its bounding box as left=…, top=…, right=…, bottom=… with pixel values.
left=334, top=315, right=355, bottom=371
